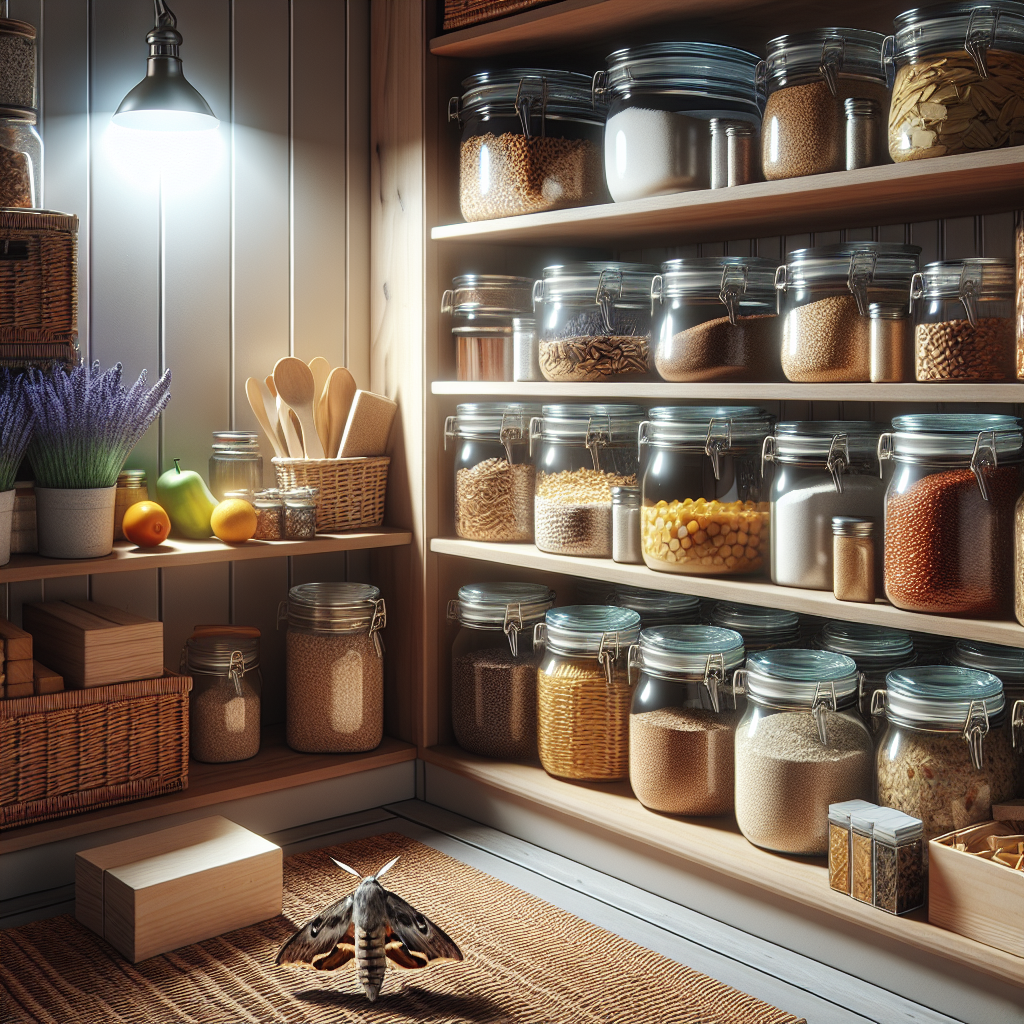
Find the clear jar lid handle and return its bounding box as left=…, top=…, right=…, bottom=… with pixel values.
left=533, top=621, right=547, bottom=649
left=964, top=7, right=996, bottom=78
left=761, top=434, right=776, bottom=478
left=719, top=264, right=748, bottom=327
left=818, top=34, right=845, bottom=96
left=598, top=631, right=622, bottom=688
left=754, top=59, right=768, bottom=108
left=650, top=274, right=663, bottom=315
left=826, top=433, right=850, bottom=495
left=876, top=432, right=894, bottom=478
left=811, top=679, right=838, bottom=746
left=229, top=650, right=245, bottom=697
left=528, top=416, right=542, bottom=457
left=703, top=653, right=724, bottom=714
left=443, top=415, right=457, bottom=452
left=503, top=602, right=523, bottom=657
left=963, top=699, right=990, bottom=771
left=627, top=642, right=642, bottom=689
left=1012, top=698, right=1024, bottom=750
left=969, top=429, right=999, bottom=501
left=847, top=250, right=877, bottom=316
left=958, top=261, right=984, bottom=327
left=870, top=688, right=887, bottom=717
left=881, top=34, right=896, bottom=88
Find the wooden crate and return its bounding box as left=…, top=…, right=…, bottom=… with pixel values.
left=76, top=815, right=282, bottom=962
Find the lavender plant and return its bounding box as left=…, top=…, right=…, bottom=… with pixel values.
left=25, top=362, right=172, bottom=489
left=0, top=370, right=34, bottom=492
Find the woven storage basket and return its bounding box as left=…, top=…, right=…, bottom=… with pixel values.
left=0, top=674, right=191, bottom=830
left=273, top=456, right=389, bottom=532
left=443, top=0, right=550, bottom=30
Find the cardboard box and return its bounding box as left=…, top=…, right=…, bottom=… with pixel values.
left=76, top=816, right=282, bottom=962
left=32, top=661, right=64, bottom=695
left=0, top=618, right=33, bottom=661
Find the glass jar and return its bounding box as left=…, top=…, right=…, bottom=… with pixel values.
left=280, top=582, right=386, bottom=753
left=530, top=403, right=644, bottom=557
left=252, top=488, right=284, bottom=540
left=710, top=601, right=799, bottom=651
left=777, top=243, right=921, bottom=382
left=628, top=624, right=745, bottom=815
left=639, top=406, right=772, bottom=575
left=594, top=43, right=761, bottom=203
left=868, top=302, right=911, bottom=382
left=832, top=516, right=877, bottom=603
left=651, top=257, right=782, bottom=383
left=611, top=485, right=642, bottom=564
left=450, top=69, right=607, bottom=222
left=912, top=259, right=1016, bottom=381
left=873, top=665, right=1022, bottom=837
left=879, top=414, right=1024, bottom=616
left=209, top=431, right=263, bottom=502
left=763, top=420, right=888, bottom=590
left=884, top=1, right=1024, bottom=162
left=513, top=316, right=542, bottom=382
left=445, top=402, right=540, bottom=543
left=282, top=486, right=318, bottom=539
left=0, top=18, right=37, bottom=111
left=534, top=262, right=658, bottom=382
left=611, top=584, right=701, bottom=628
left=0, top=109, right=41, bottom=208
left=947, top=639, right=1024, bottom=750
left=734, top=649, right=873, bottom=855
left=113, top=469, right=148, bottom=541
left=872, top=810, right=925, bottom=916
left=534, top=605, right=640, bottom=781
left=448, top=581, right=554, bottom=760
left=757, top=29, right=889, bottom=180
left=1018, top=489, right=1024, bottom=625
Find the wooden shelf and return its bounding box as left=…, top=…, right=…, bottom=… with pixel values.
left=430, top=537, right=1024, bottom=647
left=0, top=729, right=417, bottom=855
left=422, top=745, right=1024, bottom=987
left=430, top=147, right=1024, bottom=248
left=0, top=527, right=412, bottom=584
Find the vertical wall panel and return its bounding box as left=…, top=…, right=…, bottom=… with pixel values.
left=162, top=564, right=230, bottom=670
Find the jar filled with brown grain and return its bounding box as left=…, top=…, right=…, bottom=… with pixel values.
left=448, top=581, right=555, bottom=760
left=113, top=469, right=148, bottom=541
left=828, top=798, right=877, bottom=895
left=879, top=414, right=1024, bottom=616
left=628, top=625, right=745, bottom=816
left=282, top=486, right=317, bottom=539
left=280, top=582, right=386, bottom=753
left=0, top=108, right=41, bottom=208
left=252, top=488, right=284, bottom=540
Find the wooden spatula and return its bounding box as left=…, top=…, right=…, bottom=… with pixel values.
left=324, top=366, right=358, bottom=459
left=266, top=374, right=302, bottom=459
left=308, top=356, right=331, bottom=454
left=274, top=357, right=325, bottom=459
left=245, top=377, right=287, bottom=458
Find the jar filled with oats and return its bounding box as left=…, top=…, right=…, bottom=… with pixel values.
left=280, top=582, right=386, bottom=753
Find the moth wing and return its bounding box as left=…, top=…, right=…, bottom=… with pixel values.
left=383, top=889, right=464, bottom=964
left=276, top=894, right=356, bottom=971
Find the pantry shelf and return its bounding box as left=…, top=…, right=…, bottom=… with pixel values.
left=421, top=744, right=1024, bottom=987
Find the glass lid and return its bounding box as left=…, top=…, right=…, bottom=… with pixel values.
left=535, top=263, right=660, bottom=306
left=914, top=258, right=1014, bottom=299
left=636, top=624, right=745, bottom=675
left=818, top=621, right=915, bottom=665
left=453, top=68, right=606, bottom=125
left=881, top=665, right=1004, bottom=728
left=284, top=582, right=384, bottom=633
left=446, top=402, right=543, bottom=441
left=948, top=640, right=1024, bottom=687
left=540, top=604, right=641, bottom=656
left=442, top=274, right=536, bottom=318
left=743, top=648, right=860, bottom=705
left=653, top=257, right=779, bottom=319
left=185, top=634, right=260, bottom=672
left=769, top=421, right=888, bottom=463
left=885, top=413, right=1023, bottom=460
left=535, top=403, right=646, bottom=444
left=451, top=581, right=555, bottom=628
left=762, top=28, right=888, bottom=86
left=712, top=601, right=799, bottom=635
left=642, top=406, right=773, bottom=449
left=889, top=2, right=1024, bottom=63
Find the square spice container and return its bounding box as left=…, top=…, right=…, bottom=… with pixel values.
left=828, top=799, right=876, bottom=895
left=872, top=810, right=924, bottom=915
left=849, top=806, right=902, bottom=906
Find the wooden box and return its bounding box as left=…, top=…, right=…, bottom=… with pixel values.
left=22, top=600, right=163, bottom=688
left=929, top=821, right=1024, bottom=957
left=76, top=815, right=282, bottom=962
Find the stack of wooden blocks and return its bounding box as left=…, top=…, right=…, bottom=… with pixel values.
left=11, top=482, right=37, bottom=554
left=0, top=618, right=64, bottom=699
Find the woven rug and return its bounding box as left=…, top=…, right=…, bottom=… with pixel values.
left=1, top=832, right=805, bottom=1024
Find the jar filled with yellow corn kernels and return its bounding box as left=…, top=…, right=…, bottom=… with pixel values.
left=639, top=406, right=773, bottom=576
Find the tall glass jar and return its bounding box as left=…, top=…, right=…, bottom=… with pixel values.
left=534, top=605, right=640, bottom=781
left=710, top=601, right=799, bottom=651
left=879, top=414, right=1024, bottom=616
left=113, top=469, right=148, bottom=541
left=763, top=420, right=888, bottom=590
left=448, top=582, right=554, bottom=760
left=734, top=649, right=873, bottom=855
left=530, top=403, right=644, bottom=557
left=0, top=108, right=41, bottom=208
left=1017, top=210, right=1023, bottom=379
left=651, top=257, right=782, bottom=383
left=640, top=406, right=773, bottom=575
left=628, top=625, right=745, bottom=815
left=209, top=431, right=263, bottom=502
left=280, top=583, right=386, bottom=753
left=947, top=639, right=1024, bottom=752
left=445, top=402, right=541, bottom=542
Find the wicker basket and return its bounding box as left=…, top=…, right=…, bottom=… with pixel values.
left=0, top=674, right=191, bottom=830
left=273, top=456, right=389, bottom=532
left=442, top=0, right=550, bottom=30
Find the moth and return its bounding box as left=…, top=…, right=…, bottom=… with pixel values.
left=276, top=855, right=463, bottom=1002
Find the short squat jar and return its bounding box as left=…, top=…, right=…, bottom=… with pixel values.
left=628, top=625, right=745, bottom=816
left=449, top=582, right=554, bottom=760
left=280, top=583, right=386, bottom=753
left=534, top=605, right=640, bottom=781
left=734, top=649, right=873, bottom=856
left=710, top=601, right=800, bottom=652
left=209, top=431, right=263, bottom=502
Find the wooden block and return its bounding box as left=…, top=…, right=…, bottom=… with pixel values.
left=5, top=681, right=34, bottom=698
left=994, top=799, right=1024, bottom=822
left=22, top=600, right=163, bottom=688
left=0, top=618, right=33, bottom=661
left=338, top=389, right=398, bottom=458
left=32, top=660, right=64, bottom=695
left=5, top=659, right=33, bottom=685
left=76, top=816, right=282, bottom=963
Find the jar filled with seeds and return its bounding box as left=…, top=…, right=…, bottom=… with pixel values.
left=912, top=258, right=1016, bottom=381
left=640, top=406, right=773, bottom=576
left=448, top=581, right=554, bottom=760
left=283, top=486, right=318, bottom=539
left=884, top=1, right=1024, bottom=162
left=534, top=263, right=658, bottom=382
left=832, top=516, right=877, bottom=603
left=628, top=625, right=745, bottom=816
left=450, top=69, right=607, bottom=222
left=734, top=649, right=874, bottom=855
left=1016, top=211, right=1023, bottom=379
left=0, top=108, right=41, bottom=208
left=879, top=414, right=1024, bottom=616
left=593, top=42, right=761, bottom=203
left=535, top=605, right=640, bottom=781
left=757, top=28, right=889, bottom=180
left=445, top=402, right=541, bottom=542
left=0, top=18, right=37, bottom=111
left=209, top=431, right=263, bottom=502
left=776, top=243, right=921, bottom=382
left=873, top=665, right=1022, bottom=838
left=530, top=403, right=644, bottom=557
left=947, top=639, right=1024, bottom=751
left=651, top=257, right=783, bottom=383
left=710, top=601, right=799, bottom=651
left=253, top=488, right=284, bottom=540
left=281, top=582, right=386, bottom=753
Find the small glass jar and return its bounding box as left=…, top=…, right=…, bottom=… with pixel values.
left=872, top=665, right=1022, bottom=838
left=628, top=625, right=745, bottom=816
left=0, top=108, right=41, bottom=208
left=872, top=810, right=925, bottom=916
left=282, top=486, right=318, bottom=539
left=947, top=639, right=1024, bottom=751
left=534, top=262, right=658, bottom=382
left=828, top=798, right=877, bottom=894
left=757, top=29, right=889, bottom=180
left=252, top=488, right=284, bottom=540
left=280, top=582, right=386, bottom=753
left=709, top=118, right=760, bottom=187
left=513, top=316, right=542, bottom=382
left=113, top=469, right=148, bottom=541
left=777, top=243, right=921, bottom=382
left=710, top=601, right=799, bottom=652
left=845, top=97, right=883, bottom=170
left=884, top=2, right=1024, bottom=162
left=833, top=516, right=877, bottom=603
left=651, top=257, right=782, bottom=383
left=611, top=486, right=642, bottom=564
left=445, top=402, right=541, bottom=542
left=209, top=431, right=263, bottom=502
left=448, top=581, right=554, bottom=760
left=0, top=19, right=37, bottom=111
left=912, top=259, right=1016, bottom=382
left=879, top=414, right=1024, bottom=616
left=868, top=302, right=910, bottom=382
left=534, top=605, right=640, bottom=781
left=640, top=406, right=773, bottom=576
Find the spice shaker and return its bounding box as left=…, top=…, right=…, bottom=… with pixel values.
left=252, top=488, right=284, bottom=540
left=844, top=97, right=881, bottom=170
left=832, top=516, right=876, bottom=604
left=611, top=486, right=642, bottom=564
left=709, top=119, right=758, bottom=188
left=850, top=806, right=898, bottom=904
left=868, top=303, right=909, bottom=382
left=513, top=317, right=543, bottom=382
left=828, top=799, right=877, bottom=895
left=282, top=486, right=318, bottom=539
left=873, top=810, right=924, bottom=915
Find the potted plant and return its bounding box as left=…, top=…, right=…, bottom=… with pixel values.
left=0, top=370, right=34, bottom=566
left=25, top=362, right=171, bottom=559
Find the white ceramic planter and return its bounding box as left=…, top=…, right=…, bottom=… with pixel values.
left=35, top=485, right=118, bottom=559
left=0, top=488, right=14, bottom=566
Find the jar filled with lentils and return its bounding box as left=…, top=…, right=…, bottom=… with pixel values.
left=710, top=601, right=800, bottom=651
left=879, top=414, right=1024, bottom=616
left=280, top=583, right=386, bottom=753
left=947, top=639, right=1024, bottom=753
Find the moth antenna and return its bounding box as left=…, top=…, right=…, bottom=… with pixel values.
left=331, top=857, right=363, bottom=879
left=374, top=855, right=400, bottom=880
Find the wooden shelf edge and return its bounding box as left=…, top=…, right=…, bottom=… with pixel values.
left=422, top=744, right=1024, bottom=987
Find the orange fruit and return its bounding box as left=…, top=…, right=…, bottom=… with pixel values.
left=122, top=501, right=172, bottom=547
left=211, top=498, right=257, bottom=543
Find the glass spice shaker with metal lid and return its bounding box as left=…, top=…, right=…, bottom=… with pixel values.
left=611, top=485, right=642, bottom=564
left=209, top=431, right=263, bottom=502
left=282, top=486, right=318, bottom=539
left=113, top=469, right=148, bottom=541
left=512, top=317, right=542, bottom=382
left=832, top=516, right=877, bottom=603
left=252, top=488, right=284, bottom=540
left=872, top=809, right=925, bottom=916
left=850, top=806, right=903, bottom=905
left=0, top=107, right=41, bottom=208
left=947, top=639, right=1024, bottom=752
left=710, top=601, right=799, bottom=652
left=868, top=302, right=911, bottom=382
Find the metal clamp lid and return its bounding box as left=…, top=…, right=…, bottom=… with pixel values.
left=963, top=698, right=991, bottom=771
left=970, top=429, right=1000, bottom=500
left=719, top=263, right=749, bottom=326
left=958, top=260, right=985, bottom=327
left=847, top=249, right=878, bottom=316
left=598, top=630, right=623, bottom=688
left=812, top=679, right=839, bottom=745
left=705, top=418, right=732, bottom=481
left=627, top=644, right=726, bottom=711
left=228, top=650, right=245, bottom=697
left=965, top=5, right=999, bottom=77
left=1013, top=698, right=1024, bottom=749
left=585, top=414, right=611, bottom=471
left=826, top=433, right=850, bottom=493
left=818, top=34, right=846, bottom=95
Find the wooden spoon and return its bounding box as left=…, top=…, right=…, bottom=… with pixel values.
left=274, top=356, right=325, bottom=459
left=245, top=377, right=287, bottom=458
left=324, top=366, right=358, bottom=459
left=266, top=374, right=302, bottom=459
left=308, top=356, right=331, bottom=454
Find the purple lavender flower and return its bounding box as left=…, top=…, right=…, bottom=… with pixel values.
left=0, top=370, right=34, bottom=492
